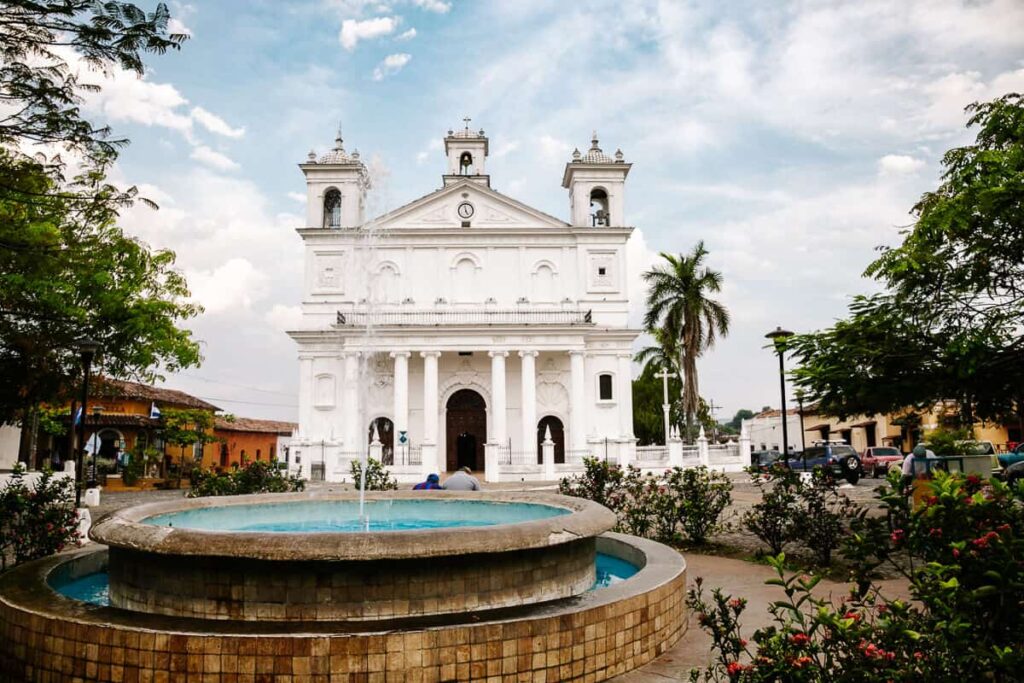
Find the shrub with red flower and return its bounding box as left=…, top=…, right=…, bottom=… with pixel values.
left=0, top=465, right=80, bottom=570
left=687, top=471, right=1024, bottom=682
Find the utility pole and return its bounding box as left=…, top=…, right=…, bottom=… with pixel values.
left=708, top=398, right=722, bottom=442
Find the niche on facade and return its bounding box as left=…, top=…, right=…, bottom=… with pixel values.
left=373, top=262, right=401, bottom=304
left=314, top=373, right=336, bottom=410
left=450, top=252, right=481, bottom=303
left=531, top=260, right=558, bottom=303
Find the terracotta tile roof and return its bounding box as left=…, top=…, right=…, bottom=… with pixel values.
left=214, top=416, right=297, bottom=434
left=754, top=408, right=802, bottom=419
left=92, top=377, right=220, bottom=411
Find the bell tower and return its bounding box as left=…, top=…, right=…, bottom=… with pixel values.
left=562, top=132, right=631, bottom=227
left=299, top=129, right=370, bottom=229
left=443, top=117, right=489, bottom=187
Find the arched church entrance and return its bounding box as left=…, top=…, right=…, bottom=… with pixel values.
left=537, top=416, right=565, bottom=464
left=367, top=417, right=394, bottom=464
left=445, top=389, right=486, bottom=472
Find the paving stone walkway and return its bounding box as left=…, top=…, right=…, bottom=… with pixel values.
left=612, top=553, right=911, bottom=681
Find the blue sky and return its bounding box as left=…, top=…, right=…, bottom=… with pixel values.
left=81, top=0, right=1024, bottom=422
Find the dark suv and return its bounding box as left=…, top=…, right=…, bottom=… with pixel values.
left=786, top=442, right=862, bottom=484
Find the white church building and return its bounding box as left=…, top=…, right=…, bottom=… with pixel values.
left=287, top=123, right=642, bottom=482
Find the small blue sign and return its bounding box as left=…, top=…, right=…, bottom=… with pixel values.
left=399, top=430, right=408, bottom=444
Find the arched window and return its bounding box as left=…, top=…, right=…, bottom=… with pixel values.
left=459, top=152, right=473, bottom=175
left=323, top=188, right=342, bottom=229
left=589, top=188, right=609, bottom=226
left=598, top=373, right=614, bottom=401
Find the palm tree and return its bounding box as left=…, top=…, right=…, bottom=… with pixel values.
left=642, top=241, right=730, bottom=441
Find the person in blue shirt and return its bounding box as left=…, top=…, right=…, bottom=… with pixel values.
left=413, top=473, right=442, bottom=490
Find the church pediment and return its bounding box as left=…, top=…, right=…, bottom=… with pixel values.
left=369, top=180, right=569, bottom=230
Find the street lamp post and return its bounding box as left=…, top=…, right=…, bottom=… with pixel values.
left=795, top=389, right=807, bottom=454
left=765, top=327, right=794, bottom=460
left=75, top=336, right=101, bottom=508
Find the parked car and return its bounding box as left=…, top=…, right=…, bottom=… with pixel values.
left=998, top=443, right=1024, bottom=468
left=750, top=450, right=783, bottom=471
left=1004, top=460, right=1024, bottom=487
left=785, top=442, right=862, bottom=484
left=860, top=446, right=903, bottom=477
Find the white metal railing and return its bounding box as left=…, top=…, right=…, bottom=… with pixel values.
left=708, top=443, right=741, bottom=463
left=335, top=308, right=593, bottom=327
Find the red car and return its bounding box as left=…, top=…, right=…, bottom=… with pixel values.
left=860, top=446, right=903, bottom=477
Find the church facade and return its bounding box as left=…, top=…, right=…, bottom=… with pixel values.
left=288, top=124, right=639, bottom=482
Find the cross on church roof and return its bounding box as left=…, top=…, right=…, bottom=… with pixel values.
left=462, top=116, right=471, bottom=130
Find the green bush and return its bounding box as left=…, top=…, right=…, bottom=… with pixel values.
left=188, top=460, right=305, bottom=498
left=559, top=459, right=732, bottom=545
left=742, top=464, right=801, bottom=556
left=350, top=458, right=398, bottom=491
left=688, top=472, right=1024, bottom=681
left=0, top=465, right=79, bottom=570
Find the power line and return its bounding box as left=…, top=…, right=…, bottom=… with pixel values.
left=177, top=373, right=296, bottom=397
left=195, top=395, right=298, bottom=408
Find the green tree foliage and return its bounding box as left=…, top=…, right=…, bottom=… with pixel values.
left=160, top=407, right=214, bottom=482
left=350, top=458, right=399, bottom=491
left=791, top=94, right=1024, bottom=425
left=0, top=2, right=199, bottom=425
left=189, top=461, right=305, bottom=498
left=0, top=464, right=79, bottom=569
left=0, top=1, right=185, bottom=165
left=729, top=409, right=755, bottom=431
left=0, top=152, right=201, bottom=422
left=631, top=361, right=683, bottom=445
left=643, top=242, right=730, bottom=440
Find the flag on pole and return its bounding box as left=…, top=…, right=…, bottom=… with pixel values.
left=150, top=402, right=161, bottom=419
left=73, top=406, right=83, bottom=426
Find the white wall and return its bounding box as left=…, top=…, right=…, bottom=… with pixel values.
left=743, top=413, right=804, bottom=453
left=0, top=423, right=21, bottom=471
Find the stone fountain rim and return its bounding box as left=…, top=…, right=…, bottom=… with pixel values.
left=88, top=490, right=617, bottom=561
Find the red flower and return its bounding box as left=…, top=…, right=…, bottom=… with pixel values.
left=890, top=529, right=905, bottom=544
left=928, top=527, right=942, bottom=538
left=952, top=548, right=961, bottom=559
left=843, top=611, right=860, bottom=622
left=790, top=633, right=810, bottom=646
left=792, top=656, right=813, bottom=668
left=726, top=661, right=748, bottom=676
left=729, top=598, right=745, bottom=610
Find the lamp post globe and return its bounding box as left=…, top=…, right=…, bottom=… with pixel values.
left=765, top=327, right=794, bottom=460
left=74, top=336, right=102, bottom=507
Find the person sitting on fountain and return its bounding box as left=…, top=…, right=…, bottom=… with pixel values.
left=443, top=466, right=481, bottom=491
left=412, top=473, right=443, bottom=490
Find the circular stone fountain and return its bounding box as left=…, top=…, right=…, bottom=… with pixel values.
left=0, top=491, right=688, bottom=682
left=90, top=491, right=614, bottom=621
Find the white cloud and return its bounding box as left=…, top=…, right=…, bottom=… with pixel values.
left=287, top=191, right=306, bottom=202
left=168, top=2, right=196, bottom=35
left=189, top=145, right=239, bottom=171
left=372, top=53, right=411, bottom=81
left=191, top=106, right=245, bottom=138
left=878, top=154, right=925, bottom=176
left=340, top=16, right=399, bottom=51
left=264, top=304, right=304, bottom=332
left=397, top=27, right=417, bottom=41
left=537, top=135, right=571, bottom=163
left=185, top=258, right=268, bottom=313
left=493, top=139, right=519, bottom=158
left=410, top=0, right=450, bottom=13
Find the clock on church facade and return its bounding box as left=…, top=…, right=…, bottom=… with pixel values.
left=287, top=122, right=639, bottom=483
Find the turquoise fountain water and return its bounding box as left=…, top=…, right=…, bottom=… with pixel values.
left=52, top=552, right=637, bottom=606
left=141, top=499, right=568, bottom=533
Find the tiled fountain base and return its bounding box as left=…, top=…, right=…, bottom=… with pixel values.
left=0, top=535, right=686, bottom=682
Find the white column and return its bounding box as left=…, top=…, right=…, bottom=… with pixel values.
left=298, top=355, right=314, bottom=436
left=542, top=426, right=556, bottom=481
left=390, top=351, right=410, bottom=443
left=519, top=351, right=538, bottom=455
left=343, top=351, right=361, bottom=453
left=489, top=351, right=508, bottom=445
left=618, top=352, right=635, bottom=439
left=421, top=351, right=440, bottom=474
left=569, top=350, right=586, bottom=453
